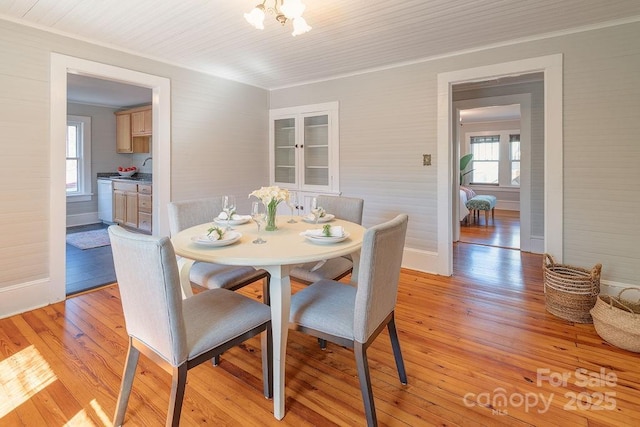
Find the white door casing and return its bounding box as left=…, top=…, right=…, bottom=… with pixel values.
left=50, top=53, right=171, bottom=303
left=436, top=54, right=563, bottom=275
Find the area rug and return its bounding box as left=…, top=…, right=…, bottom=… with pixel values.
left=66, top=229, right=111, bottom=250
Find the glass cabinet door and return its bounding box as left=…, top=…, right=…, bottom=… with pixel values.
left=270, top=102, right=339, bottom=193
left=302, top=113, right=329, bottom=187
left=273, top=117, right=296, bottom=185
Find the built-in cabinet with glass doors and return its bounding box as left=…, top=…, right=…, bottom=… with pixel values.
left=269, top=102, right=339, bottom=215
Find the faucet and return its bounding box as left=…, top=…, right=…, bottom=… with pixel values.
left=143, top=157, right=152, bottom=166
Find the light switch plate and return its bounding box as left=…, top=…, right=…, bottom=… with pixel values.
left=423, top=154, right=431, bottom=166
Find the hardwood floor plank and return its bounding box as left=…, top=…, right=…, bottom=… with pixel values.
left=2, top=241, right=640, bottom=426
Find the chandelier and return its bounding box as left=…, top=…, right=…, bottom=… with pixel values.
left=244, top=0, right=312, bottom=36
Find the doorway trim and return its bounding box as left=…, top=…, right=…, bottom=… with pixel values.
left=436, top=54, right=563, bottom=275
left=50, top=53, right=171, bottom=302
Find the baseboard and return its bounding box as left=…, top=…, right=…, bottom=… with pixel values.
left=402, top=247, right=442, bottom=275
left=529, top=235, right=544, bottom=254
left=496, top=200, right=519, bottom=211
left=67, top=212, right=100, bottom=227
left=0, top=278, right=55, bottom=319
left=600, top=280, right=639, bottom=297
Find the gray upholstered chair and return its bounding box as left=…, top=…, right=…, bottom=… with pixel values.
left=290, top=195, right=364, bottom=285
left=168, top=197, right=270, bottom=304
left=109, top=225, right=272, bottom=427
left=289, top=214, right=408, bottom=426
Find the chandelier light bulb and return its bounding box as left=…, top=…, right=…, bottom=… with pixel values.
left=291, top=16, right=311, bottom=36
left=281, top=0, right=306, bottom=19
left=244, top=5, right=266, bottom=30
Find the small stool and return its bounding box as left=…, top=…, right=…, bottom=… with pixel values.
left=466, top=195, right=497, bottom=225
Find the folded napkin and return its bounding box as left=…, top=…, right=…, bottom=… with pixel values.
left=304, top=226, right=344, bottom=238
left=304, top=212, right=331, bottom=221
left=205, top=226, right=226, bottom=241
left=218, top=212, right=246, bottom=220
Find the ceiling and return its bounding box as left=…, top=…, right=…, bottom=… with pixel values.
left=460, top=105, right=520, bottom=124
left=67, top=74, right=152, bottom=108
left=2, top=0, right=640, bottom=93
left=6, top=1, right=640, bottom=109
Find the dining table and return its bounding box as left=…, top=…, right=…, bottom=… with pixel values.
left=170, top=214, right=366, bottom=420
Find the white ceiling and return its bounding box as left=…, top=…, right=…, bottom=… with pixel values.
left=67, top=74, right=152, bottom=108
left=3, top=0, right=640, bottom=93
left=6, top=0, right=640, bottom=109
left=460, top=105, right=521, bottom=124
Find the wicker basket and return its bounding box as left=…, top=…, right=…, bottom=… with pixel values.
left=590, top=288, right=640, bottom=352
left=543, top=254, right=601, bottom=323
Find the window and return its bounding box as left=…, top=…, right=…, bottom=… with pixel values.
left=510, top=134, right=521, bottom=185
left=470, top=135, right=500, bottom=184
left=66, top=115, right=92, bottom=201
left=466, top=130, right=520, bottom=187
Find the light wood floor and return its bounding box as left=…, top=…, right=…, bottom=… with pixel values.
left=460, top=209, right=520, bottom=249
left=2, top=246, right=639, bottom=426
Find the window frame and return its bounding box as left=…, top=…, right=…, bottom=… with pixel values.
left=469, top=134, right=500, bottom=185
left=66, top=115, right=92, bottom=202
left=465, top=129, right=521, bottom=188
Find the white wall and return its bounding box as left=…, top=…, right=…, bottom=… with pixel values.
left=270, top=21, right=640, bottom=287
left=0, top=18, right=269, bottom=317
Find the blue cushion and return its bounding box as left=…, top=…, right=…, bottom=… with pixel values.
left=466, top=195, right=497, bottom=210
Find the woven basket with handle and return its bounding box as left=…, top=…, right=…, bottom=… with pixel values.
left=590, top=288, right=640, bottom=353
left=543, top=254, right=602, bottom=323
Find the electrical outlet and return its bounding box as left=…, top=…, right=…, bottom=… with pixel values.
left=423, top=154, right=431, bottom=166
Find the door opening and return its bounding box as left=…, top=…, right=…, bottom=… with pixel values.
left=436, top=54, right=564, bottom=276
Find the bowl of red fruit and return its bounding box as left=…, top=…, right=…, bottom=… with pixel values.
left=117, top=166, right=137, bottom=177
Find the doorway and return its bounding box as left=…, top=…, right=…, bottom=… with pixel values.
left=435, top=54, right=564, bottom=276
left=453, top=92, right=532, bottom=252
left=50, top=54, right=171, bottom=303
left=65, top=74, right=152, bottom=295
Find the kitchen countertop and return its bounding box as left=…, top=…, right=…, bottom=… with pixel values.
left=97, top=172, right=152, bottom=184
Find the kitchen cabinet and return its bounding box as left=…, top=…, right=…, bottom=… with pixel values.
left=137, top=184, right=152, bottom=232
left=269, top=102, right=340, bottom=207
left=131, top=108, right=152, bottom=136
left=113, top=181, right=152, bottom=233
left=115, top=105, right=151, bottom=153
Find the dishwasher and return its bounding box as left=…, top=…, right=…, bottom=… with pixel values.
left=97, top=178, right=114, bottom=223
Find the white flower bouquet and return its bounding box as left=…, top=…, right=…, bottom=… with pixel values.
left=249, top=186, right=290, bottom=231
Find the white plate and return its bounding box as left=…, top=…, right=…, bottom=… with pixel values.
left=303, top=231, right=350, bottom=244
left=214, top=215, right=251, bottom=225
left=191, top=231, right=242, bottom=247
left=301, top=213, right=335, bottom=223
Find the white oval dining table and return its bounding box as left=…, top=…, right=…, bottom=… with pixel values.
left=171, top=215, right=365, bottom=420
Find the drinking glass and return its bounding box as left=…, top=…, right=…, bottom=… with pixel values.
left=287, top=191, right=298, bottom=223
left=222, top=195, right=236, bottom=231
left=251, top=201, right=267, bottom=244
left=310, top=197, right=321, bottom=224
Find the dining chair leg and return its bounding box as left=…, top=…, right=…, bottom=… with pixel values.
left=261, top=326, right=274, bottom=398
left=387, top=315, right=408, bottom=384
left=113, top=342, right=140, bottom=427
left=167, top=364, right=188, bottom=427
left=318, top=337, right=327, bottom=349
left=354, top=342, right=377, bottom=427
